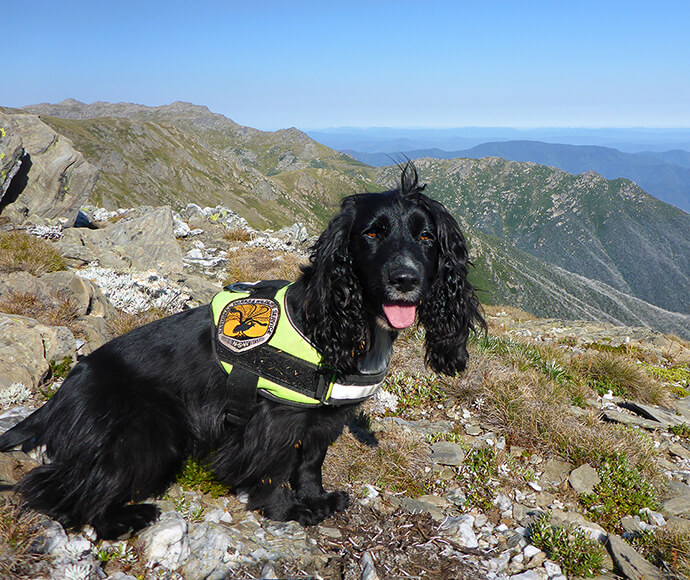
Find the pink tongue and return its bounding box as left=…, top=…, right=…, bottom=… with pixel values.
left=383, top=304, right=417, bottom=329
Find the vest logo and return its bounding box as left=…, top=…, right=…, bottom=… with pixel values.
left=218, top=297, right=280, bottom=353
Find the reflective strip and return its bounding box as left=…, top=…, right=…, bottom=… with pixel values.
left=327, top=380, right=383, bottom=402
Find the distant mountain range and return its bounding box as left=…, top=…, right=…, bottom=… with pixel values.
left=5, top=100, right=689, bottom=337
left=343, top=141, right=690, bottom=213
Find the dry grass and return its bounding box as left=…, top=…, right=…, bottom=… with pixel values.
left=454, top=340, right=660, bottom=477
left=0, top=231, right=66, bottom=276
left=572, top=351, right=670, bottom=405
left=222, top=228, right=252, bottom=242
left=107, top=307, right=169, bottom=337
left=651, top=521, right=690, bottom=578
left=323, top=429, right=434, bottom=498
left=223, top=247, right=306, bottom=286
left=0, top=290, right=81, bottom=334
left=0, top=498, right=49, bottom=578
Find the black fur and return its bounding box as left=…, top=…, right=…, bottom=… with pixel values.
left=0, top=164, right=485, bottom=539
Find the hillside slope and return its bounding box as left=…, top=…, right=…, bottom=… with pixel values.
left=17, top=100, right=380, bottom=229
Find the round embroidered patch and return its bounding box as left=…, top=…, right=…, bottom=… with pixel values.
left=218, top=297, right=280, bottom=352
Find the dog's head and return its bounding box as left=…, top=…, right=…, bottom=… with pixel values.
left=302, top=163, right=485, bottom=375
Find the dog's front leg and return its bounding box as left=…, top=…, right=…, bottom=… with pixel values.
left=289, top=432, right=349, bottom=520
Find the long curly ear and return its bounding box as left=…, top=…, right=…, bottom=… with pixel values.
left=302, top=197, right=366, bottom=373
left=417, top=196, right=486, bottom=376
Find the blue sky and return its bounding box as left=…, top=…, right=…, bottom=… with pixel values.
left=5, top=0, right=690, bottom=130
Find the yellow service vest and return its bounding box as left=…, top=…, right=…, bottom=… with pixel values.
left=211, top=281, right=387, bottom=408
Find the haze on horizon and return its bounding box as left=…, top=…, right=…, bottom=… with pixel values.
left=5, top=0, right=690, bottom=132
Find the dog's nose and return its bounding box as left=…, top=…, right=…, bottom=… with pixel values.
left=388, top=267, right=421, bottom=292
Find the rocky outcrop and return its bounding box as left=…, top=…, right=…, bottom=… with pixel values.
left=57, top=206, right=184, bottom=273
left=0, top=121, right=24, bottom=204
left=0, top=111, right=98, bottom=226
left=0, top=313, right=75, bottom=394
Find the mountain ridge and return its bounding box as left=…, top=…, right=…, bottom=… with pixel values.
left=344, top=140, right=690, bottom=212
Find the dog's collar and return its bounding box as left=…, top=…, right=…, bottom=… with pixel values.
left=210, top=280, right=388, bottom=411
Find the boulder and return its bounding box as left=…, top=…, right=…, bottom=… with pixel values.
left=0, top=119, right=24, bottom=204
left=55, top=206, right=184, bottom=273
left=0, top=313, right=76, bottom=395
left=0, top=112, right=98, bottom=226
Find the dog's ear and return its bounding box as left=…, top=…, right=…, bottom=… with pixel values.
left=302, top=197, right=366, bottom=373
left=417, top=196, right=486, bottom=376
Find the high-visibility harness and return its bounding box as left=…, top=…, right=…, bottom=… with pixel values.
left=210, top=280, right=387, bottom=419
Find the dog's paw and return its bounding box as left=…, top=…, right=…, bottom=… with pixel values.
left=327, top=490, right=349, bottom=512
left=94, top=503, right=161, bottom=540
left=285, top=503, right=323, bottom=526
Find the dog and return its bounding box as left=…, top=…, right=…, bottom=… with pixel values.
left=0, top=164, right=484, bottom=539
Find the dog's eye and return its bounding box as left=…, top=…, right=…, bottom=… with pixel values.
left=365, top=231, right=377, bottom=239
left=419, top=231, right=433, bottom=242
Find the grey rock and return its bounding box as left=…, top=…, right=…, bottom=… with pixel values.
left=508, top=569, right=548, bottom=580
left=668, top=441, right=690, bottom=461
left=639, top=507, right=665, bottom=527
left=0, top=112, right=97, bottom=226
left=0, top=313, right=76, bottom=394
left=661, top=494, right=690, bottom=518
left=0, top=120, right=24, bottom=202
left=676, top=396, right=690, bottom=422
left=600, top=409, right=664, bottom=431
left=430, top=441, right=466, bottom=466
left=440, top=514, right=478, bottom=548
left=607, top=533, right=663, bottom=580
left=373, top=416, right=454, bottom=436
left=568, top=463, right=601, bottom=495
left=399, top=495, right=449, bottom=521
left=464, top=423, right=482, bottom=436
left=550, top=509, right=607, bottom=543
left=361, top=551, right=380, bottom=580
left=138, top=512, right=190, bottom=571
left=539, top=458, right=574, bottom=486
left=617, top=400, right=685, bottom=429
left=58, top=206, right=184, bottom=273
left=41, top=270, right=115, bottom=319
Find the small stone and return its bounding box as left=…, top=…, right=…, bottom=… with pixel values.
left=508, top=570, right=548, bottom=580
left=361, top=551, right=380, bottom=580
left=543, top=560, right=562, bottom=577
left=465, top=423, right=482, bottom=436
left=568, top=463, right=601, bottom=495
left=539, top=458, right=574, bottom=486
left=640, top=507, right=666, bottom=527
left=523, top=545, right=542, bottom=560
left=430, top=441, right=466, bottom=466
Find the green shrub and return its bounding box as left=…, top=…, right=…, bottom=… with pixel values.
left=529, top=513, right=604, bottom=577
left=579, top=455, right=658, bottom=531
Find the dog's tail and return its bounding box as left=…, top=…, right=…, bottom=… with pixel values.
left=0, top=402, right=52, bottom=452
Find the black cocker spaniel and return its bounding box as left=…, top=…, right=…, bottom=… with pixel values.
left=0, top=163, right=485, bottom=539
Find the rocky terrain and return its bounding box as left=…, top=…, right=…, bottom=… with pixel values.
left=0, top=102, right=689, bottom=580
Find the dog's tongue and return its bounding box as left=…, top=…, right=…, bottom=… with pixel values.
left=382, top=304, right=417, bottom=329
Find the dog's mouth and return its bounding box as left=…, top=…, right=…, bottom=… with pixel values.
left=382, top=303, right=417, bottom=329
